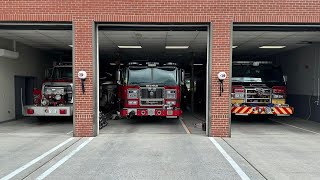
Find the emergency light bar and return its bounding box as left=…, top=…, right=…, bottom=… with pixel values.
left=146, top=62, right=159, bottom=67
left=233, top=61, right=272, bottom=65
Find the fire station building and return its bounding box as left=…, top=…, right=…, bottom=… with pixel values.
left=0, top=0, right=320, bottom=137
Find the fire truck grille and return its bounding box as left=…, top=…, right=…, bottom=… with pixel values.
left=140, top=87, right=164, bottom=106
left=140, top=88, right=164, bottom=99
left=245, top=88, right=272, bottom=104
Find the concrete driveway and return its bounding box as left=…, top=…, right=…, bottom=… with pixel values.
left=1, top=116, right=319, bottom=180
left=224, top=117, right=320, bottom=180
left=0, top=117, right=74, bottom=179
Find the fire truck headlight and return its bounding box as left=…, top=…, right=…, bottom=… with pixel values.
left=265, top=107, right=272, bottom=114
left=55, top=95, right=62, bottom=100
left=128, top=89, right=138, bottom=99
left=166, top=90, right=176, bottom=99
left=234, top=93, right=244, bottom=99
left=273, top=94, right=284, bottom=99
left=166, top=101, right=176, bottom=105
left=128, top=100, right=138, bottom=105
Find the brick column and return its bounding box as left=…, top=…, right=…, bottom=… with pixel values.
left=73, top=20, right=96, bottom=137
left=210, top=19, right=232, bottom=137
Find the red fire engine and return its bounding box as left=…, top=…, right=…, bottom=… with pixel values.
left=117, top=62, right=184, bottom=118
left=231, top=61, right=294, bottom=116
left=23, top=62, right=73, bottom=117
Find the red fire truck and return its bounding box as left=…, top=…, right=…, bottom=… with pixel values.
left=23, top=62, right=73, bottom=118
left=231, top=61, right=294, bottom=116
left=117, top=62, right=184, bottom=118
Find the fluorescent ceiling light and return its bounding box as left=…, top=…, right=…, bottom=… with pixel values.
left=165, top=46, right=189, bottom=49
left=110, top=63, right=124, bottom=66
left=193, top=64, right=203, bottom=66
left=118, top=46, right=142, bottom=49
left=232, top=46, right=238, bottom=48
left=259, top=46, right=286, bottom=49
left=68, top=45, right=73, bottom=47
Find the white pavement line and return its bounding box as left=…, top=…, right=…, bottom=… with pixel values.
left=0, top=138, right=74, bottom=180
left=36, top=137, right=94, bottom=180
left=209, top=137, right=250, bottom=180
left=179, top=118, right=190, bottom=134
left=272, top=120, right=320, bottom=135
left=66, top=131, right=73, bottom=135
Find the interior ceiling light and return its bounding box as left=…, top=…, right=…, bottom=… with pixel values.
left=118, top=46, right=142, bottom=49
left=232, top=46, right=238, bottom=48
left=259, top=46, right=286, bottom=49
left=165, top=46, right=189, bottom=49
left=193, top=64, right=203, bottom=66
left=68, top=45, right=73, bottom=47
left=109, top=63, right=116, bottom=65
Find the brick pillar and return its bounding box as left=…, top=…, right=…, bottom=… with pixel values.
left=73, top=20, right=96, bottom=137
left=210, top=19, right=232, bottom=137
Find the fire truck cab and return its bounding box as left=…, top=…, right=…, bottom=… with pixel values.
left=118, top=62, right=184, bottom=118
left=231, top=61, right=294, bottom=116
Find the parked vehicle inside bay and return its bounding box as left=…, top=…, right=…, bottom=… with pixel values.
left=117, top=62, right=185, bottom=119
left=23, top=62, right=73, bottom=118
left=231, top=61, right=294, bottom=116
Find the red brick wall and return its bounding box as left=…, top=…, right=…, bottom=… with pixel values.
left=73, top=20, right=94, bottom=137
left=0, top=0, right=319, bottom=137
left=211, top=18, right=232, bottom=137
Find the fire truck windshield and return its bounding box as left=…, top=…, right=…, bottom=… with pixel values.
left=128, top=67, right=177, bottom=85
left=232, top=65, right=283, bottom=83
left=51, top=67, right=73, bottom=80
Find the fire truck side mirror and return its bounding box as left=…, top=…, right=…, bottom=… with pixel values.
left=116, top=70, right=121, bottom=84
left=283, top=75, right=288, bottom=84
left=181, top=70, right=185, bottom=84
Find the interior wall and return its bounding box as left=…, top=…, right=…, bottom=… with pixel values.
left=0, top=37, right=51, bottom=122
left=273, top=45, right=320, bottom=122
